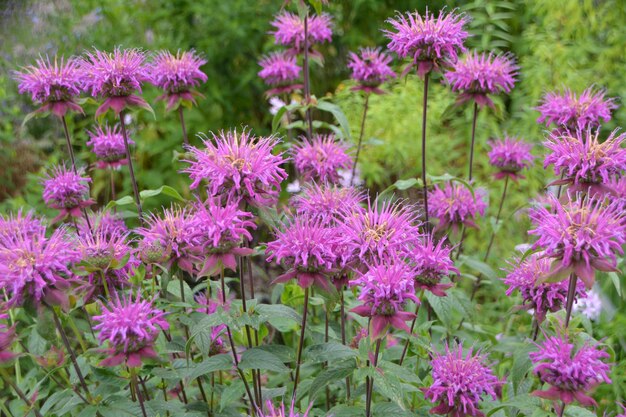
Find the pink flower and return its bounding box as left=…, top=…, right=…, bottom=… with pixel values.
left=258, top=51, right=302, bottom=96
left=445, top=52, right=518, bottom=108
left=266, top=216, right=344, bottom=291
left=410, top=234, right=457, bottom=296
left=42, top=165, right=94, bottom=223
left=350, top=260, right=419, bottom=339
left=536, top=87, right=617, bottom=131
left=291, top=183, right=365, bottom=225
left=270, top=12, right=332, bottom=55
left=528, top=193, right=626, bottom=289
left=192, top=198, right=256, bottom=277
left=423, top=343, right=501, bottom=417
left=503, top=254, right=586, bottom=323
left=14, top=56, right=84, bottom=117
left=81, top=47, right=150, bottom=117
left=544, top=129, right=626, bottom=196
left=257, top=399, right=312, bottom=417
left=530, top=334, right=611, bottom=409
left=94, top=293, right=169, bottom=367
left=0, top=223, right=79, bottom=308
left=340, top=198, right=421, bottom=264
left=87, top=124, right=133, bottom=170
left=487, top=136, right=534, bottom=181
left=428, top=182, right=487, bottom=232
left=347, top=47, right=396, bottom=94
left=148, top=49, right=208, bottom=110
left=0, top=210, right=44, bottom=240
left=292, top=134, right=353, bottom=184
left=384, top=9, right=469, bottom=77
left=182, top=129, right=288, bottom=207
left=79, top=210, right=128, bottom=240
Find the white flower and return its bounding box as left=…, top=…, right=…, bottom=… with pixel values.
left=574, top=287, right=602, bottom=321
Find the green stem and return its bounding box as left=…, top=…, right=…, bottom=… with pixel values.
left=351, top=93, right=370, bottom=187
left=292, top=287, right=310, bottom=402
left=468, top=102, right=479, bottom=181
left=178, top=106, right=189, bottom=147
left=130, top=368, right=148, bottom=417
left=365, top=338, right=382, bottom=417
left=118, top=110, right=144, bottom=223
left=421, top=73, right=431, bottom=231
left=0, top=368, right=44, bottom=417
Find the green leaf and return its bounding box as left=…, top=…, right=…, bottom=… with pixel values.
left=459, top=255, right=498, bottom=281
left=304, top=342, right=357, bottom=363
left=271, top=105, right=288, bottom=133
left=510, top=344, right=534, bottom=394
left=609, top=271, right=622, bottom=296
left=139, top=185, right=185, bottom=202
left=239, top=347, right=289, bottom=372
left=105, top=195, right=134, bottom=210
left=256, top=303, right=302, bottom=325
left=564, top=405, right=598, bottom=417
left=425, top=291, right=454, bottom=329
left=220, top=380, right=245, bottom=411
left=308, top=362, right=355, bottom=402
left=186, top=354, right=233, bottom=380
left=327, top=405, right=363, bottom=417
left=316, top=99, right=352, bottom=140
left=486, top=394, right=542, bottom=416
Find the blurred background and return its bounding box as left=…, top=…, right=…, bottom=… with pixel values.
left=1, top=0, right=626, bottom=409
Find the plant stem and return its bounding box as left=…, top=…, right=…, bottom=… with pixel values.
left=0, top=368, right=44, bottom=417
left=51, top=308, right=92, bottom=401
left=324, top=306, right=330, bottom=410
left=238, top=256, right=260, bottom=406
left=421, top=73, right=431, bottom=231
left=340, top=288, right=351, bottom=401
left=471, top=175, right=510, bottom=300
left=399, top=301, right=421, bottom=366
left=531, top=317, right=540, bottom=341
left=454, top=226, right=468, bottom=261
left=564, top=274, right=578, bottom=327
left=178, top=106, right=189, bottom=147
left=130, top=368, right=148, bottom=417
left=351, top=93, right=370, bottom=187
left=365, top=338, right=382, bottom=417
left=468, top=102, right=479, bottom=181
left=558, top=402, right=566, bottom=417
left=303, top=14, right=313, bottom=141
left=292, top=287, right=310, bottom=402
left=100, top=270, right=112, bottom=301
left=110, top=169, right=117, bottom=202
left=118, top=111, right=144, bottom=223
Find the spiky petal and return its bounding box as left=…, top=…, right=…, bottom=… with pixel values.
left=536, top=87, right=617, bottom=131
left=258, top=51, right=302, bottom=96
left=410, top=234, right=457, bottom=296
left=270, top=11, right=332, bottom=54
left=87, top=124, right=133, bottom=169
left=487, top=136, right=534, bottom=181
left=347, top=47, right=396, bottom=94
left=42, top=164, right=94, bottom=222
left=292, top=134, right=353, bottom=184
left=291, top=183, right=365, bottom=225
left=428, top=182, right=487, bottom=232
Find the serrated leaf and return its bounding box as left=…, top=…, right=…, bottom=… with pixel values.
left=425, top=291, right=454, bottom=329
left=486, top=394, right=542, bottom=416
left=460, top=255, right=497, bottom=281
left=510, top=344, right=534, bottom=394
left=308, top=362, right=355, bottom=402
left=186, top=354, right=233, bottom=380
left=239, top=347, right=288, bottom=372
left=304, top=342, right=357, bottom=363
left=220, top=380, right=245, bottom=411
left=272, top=105, right=288, bottom=133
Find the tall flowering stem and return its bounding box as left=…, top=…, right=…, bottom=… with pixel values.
left=365, top=338, right=382, bottom=417
left=292, top=287, right=310, bottom=402
left=351, top=93, right=369, bottom=187
left=130, top=368, right=148, bottom=417
left=178, top=106, right=189, bottom=146
left=421, top=74, right=431, bottom=229
left=468, top=102, right=479, bottom=181
left=303, top=14, right=313, bottom=140
left=564, top=274, right=578, bottom=327
left=60, top=116, right=78, bottom=173
left=118, top=111, right=143, bottom=223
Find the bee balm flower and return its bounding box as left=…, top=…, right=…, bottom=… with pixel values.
left=42, top=165, right=94, bottom=222
left=536, top=87, right=617, bottom=131
left=292, top=134, right=353, bottom=184
left=87, top=124, right=133, bottom=170
left=428, top=182, right=487, bottom=232
left=270, top=11, right=332, bottom=56
left=347, top=47, right=396, bottom=94
left=487, top=136, right=534, bottom=181
left=258, top=51, right=302, bottom=96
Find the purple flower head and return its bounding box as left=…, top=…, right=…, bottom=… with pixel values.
left=384, top=9, right=469, bottom=77
left=487, top=136, right=534, bottom=181
left=136, top=206, right=198, bottom=274
left=293, top=134, right=353, bottom=184
left=78, top=210, right=128, bottom=240
left=42, top=164, right=94, bottom=222
left=258, top=51, right=303, bottom=96
left=347, top=47, right=396, bottom=94
left=445, top=52, right=518, bottom=108
left=423, top=343, right=501, bottom=417
left=340, top=198, right=421, bottom=264
left=94, top=293, right=169, bottom=367
left=266, top=216, right=344, bottom=292
left=256, top=399, right=312, bottom=417
left=528, top=193, right=626, bottom=289
left=87, top=124, right=133, bottom=170
left=428, top=182, right=487, bottom=232
left=0, top=210, right=44, bottom=240
left=503, top=254, right=586, bottom=323
left=530, top=334, right=611, bottom=408
left=270, top=12, right=332, bottom=55
left=410, top=234, right=458, bottom=296
left=536, top=87, right=618, bottom=132
left=291, top=183, right=365, bottom=225
left=149, top=50, right=208, bottom=110
left=14, top=56, right=84, bottom=117
left=182, top=129, right=288, bottom=207
left=350, top=260, right=419, bottom=339
left=81, top=47, right=150, bottom=117
left=192, top=198, right=256, bottom=276
left=0, top=224, right=79, bottom=308
left=544, top=129, right=626, bottom=196
left=0, top=313, right=16, bottom=364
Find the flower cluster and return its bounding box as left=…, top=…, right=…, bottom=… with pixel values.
left=256, top=400, right=312, bottom=417
left=94, top=293, right=169, bottom=367
left=536, top=87, right=617, bottom=131
left=428, top=182, right=487, bottom=232
left=14, top=56, right=84, bottom=116
left=543, top=129, right=626, bottom=196
left=445, top=52, right=518, bottom=107
left=87, top=124, right=132, bottom=169
left=347, top=47, right=396, bottom=94
left=0, top=210, right=44, bottom=240
left=291, top=183, right=364, bottom=224
left=487, top=137, right=534, bottom=181
left=410, top=234, right=457, bottom=296
left=292, top=134, right=353, bottom=184
left=258, top=51, right=302, bottom=96
left=528, top=194, right=626, bottom=288
left=385, top=9, right=469, bottom=77
left=270, top=12, right=333, bottom=54
left=42, top=165, right=94, bottom=222
left=423, top=344, right=501, bottom=417
left=148, top=50, right=207, bottom=110
left=503, top=254, right=586, bottom=323
left=351, top=261, right=419, bottom=339
left=530, top=334, right=611, bottom=408
left=183, top=129, right=288, bottom=207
